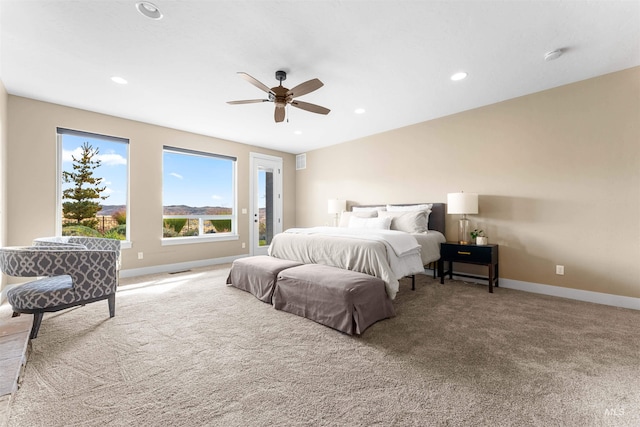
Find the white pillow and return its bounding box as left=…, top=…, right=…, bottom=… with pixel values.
left=386, top=203, right=433, bottom=212
left=386, top=204, right=432, bottom=231
left=348, top=216, right=392, bottom=230
left=351, top=206, right=387, bottom=212
left=338, top=210, right=377, bottom=227
left=378, top=210, right=428, bottom=233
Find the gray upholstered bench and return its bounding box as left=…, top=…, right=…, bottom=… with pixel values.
left=226, top=256, right=302, bottom=303
left=273, top=264, right=396, bottom=335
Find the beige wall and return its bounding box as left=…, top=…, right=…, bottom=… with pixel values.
left=0, top=80, right=7, bottom=294
left=296, top=67, right=640, bottom=299
left=6, top=96, right=296, bottom=271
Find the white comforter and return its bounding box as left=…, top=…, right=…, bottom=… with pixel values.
left=413, top=231, right=446, bottom=265
left=268, top=227, right=426, bottom=299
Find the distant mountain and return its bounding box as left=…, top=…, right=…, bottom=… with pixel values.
left=163, top=205, right=232, bottom=215
left=98, top=205, right=233, bottom=216
left=98, top=205, right=126, bottom=216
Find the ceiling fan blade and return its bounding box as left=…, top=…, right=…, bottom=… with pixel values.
left=291, top=100, right=330, bottom=115
left=237, top=72, right=274, bottom=94
left=227, top=99, right=269, bottom=104
left=274, top=106, right=286, bottom=123
left=286, top=78, right=323, bottom=98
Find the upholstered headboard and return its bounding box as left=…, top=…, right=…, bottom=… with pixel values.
left=348, top=203, right=446, bottom=235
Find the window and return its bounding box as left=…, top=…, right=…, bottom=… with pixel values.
left=57, top=128, right=129, bottom=244
left=162, top=146, right=237, bottom=244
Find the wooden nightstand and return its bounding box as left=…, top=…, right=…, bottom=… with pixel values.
left=439, top=242, right=499, bottom=293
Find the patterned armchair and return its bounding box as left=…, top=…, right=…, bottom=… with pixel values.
left=0, top=238, right=120, bottom=339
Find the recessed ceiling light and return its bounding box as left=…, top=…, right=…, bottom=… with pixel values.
left=354, top=108, right=366, bottom=114
left=136, top=2, right=163, bottom=20
left=544, top=49, right=563, bottom=61
left=450, top=72, right=468, bottom=81
left=111, top=76, right=128, bottom=85
left=294, top=130, right=302, bottom=135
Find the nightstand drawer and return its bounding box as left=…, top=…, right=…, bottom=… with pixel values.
left=440, top=243, right=495, bottom=264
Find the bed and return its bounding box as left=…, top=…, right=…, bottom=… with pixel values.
left=268, top=203, right=446, bottom=299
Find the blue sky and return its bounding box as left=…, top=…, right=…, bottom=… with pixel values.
left=163, top=150, right=234, bottom=207
left=62, top=134, right=128, bottom=206
left=62, top=135, right=235, bottom=208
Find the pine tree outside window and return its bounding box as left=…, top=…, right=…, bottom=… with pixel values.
left=57, top=128, right=130, bottom=245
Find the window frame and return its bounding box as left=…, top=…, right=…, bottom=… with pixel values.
left=56, top=127, right=131, bottom=249
left=161, top=146, right=238, bottom=246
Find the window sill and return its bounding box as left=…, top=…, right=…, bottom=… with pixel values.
left=161, top=234, right=239, bottom=246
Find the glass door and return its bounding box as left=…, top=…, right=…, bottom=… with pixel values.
left=250, top=153, right=282, bottom=255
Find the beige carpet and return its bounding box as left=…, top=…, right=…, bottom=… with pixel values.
left=2, top=264, right=639, bottom=426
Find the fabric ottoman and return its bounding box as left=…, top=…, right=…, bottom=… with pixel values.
left=273, top=264, right=396, bottom=335
left=226, top=256, right=302, bottom=303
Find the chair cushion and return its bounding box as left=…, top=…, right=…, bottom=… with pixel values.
left=7, top=275, right=78, bottom=311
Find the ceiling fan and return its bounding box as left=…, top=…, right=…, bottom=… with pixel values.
left=227, top=70, right=330, bottom=123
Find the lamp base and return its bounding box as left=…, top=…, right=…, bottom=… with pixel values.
left=458, top=217, right=471, bottom=245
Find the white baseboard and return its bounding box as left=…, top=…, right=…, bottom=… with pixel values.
left=449, top=273, right=639, bottom=311
left=119, top=254, right=246, bottom=278
left=500, top=278, right=639, bottom=310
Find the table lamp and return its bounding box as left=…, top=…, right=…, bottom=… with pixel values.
left=447, top=192, right=478, bottom=244
left=327, top=199, right=346, bottom=226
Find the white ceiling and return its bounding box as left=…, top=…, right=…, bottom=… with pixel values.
left=1, top=1, right=639, bottom=154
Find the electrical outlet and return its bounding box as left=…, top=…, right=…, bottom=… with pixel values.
left=242, top=242, right=246, bottom=248
left=555, top=265, right=564, bottom=275
left=138, top=252, right=144, bottom=260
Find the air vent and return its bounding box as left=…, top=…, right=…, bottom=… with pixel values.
left=296, top=153, right=307, bottom=170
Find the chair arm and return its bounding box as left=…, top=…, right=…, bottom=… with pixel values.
left=33, top=236, right=73, bottom=246
left=33, top=237, right=121, bottom=270
left=68, top=237, right=121, bottom=269
left=65, top=250, right=118, bottom=298
left=68, top=237, right=120, bottom=251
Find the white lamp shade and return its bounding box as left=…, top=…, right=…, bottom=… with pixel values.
left=328, top=199, right=346, bottom=215
left=447, top=192, right=478, bottom=215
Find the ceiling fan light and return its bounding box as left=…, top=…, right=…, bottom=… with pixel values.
left=136, top=2, right=163, bottom=20
left=230, top=70, right=330, bottom=123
